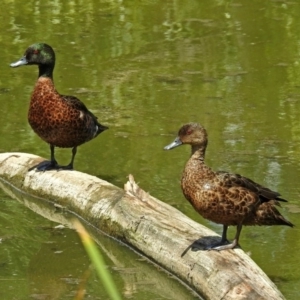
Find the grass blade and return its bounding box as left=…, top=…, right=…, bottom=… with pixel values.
left=74, top=220, right=122, bottom=300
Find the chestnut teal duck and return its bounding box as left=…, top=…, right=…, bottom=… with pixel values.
left=10, top=43, right=108, bottom=171
left=164, top=122, right=293, bottom=251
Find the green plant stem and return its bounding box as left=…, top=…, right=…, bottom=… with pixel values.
left=74, top=220, right=122, bottom=300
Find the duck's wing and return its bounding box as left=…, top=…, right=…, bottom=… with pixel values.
left=62, top=95, right=108, bottom=133
left=215, top=171, right=287, bottom=204
left=62, top=95, right=94, bottom=114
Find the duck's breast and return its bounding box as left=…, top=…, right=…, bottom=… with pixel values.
left=28, top=78, right=97, bottom=148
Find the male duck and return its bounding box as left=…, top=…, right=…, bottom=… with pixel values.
left=164, top=123, right=293, bottom=251
left=10, top=43, right=108, bottom=170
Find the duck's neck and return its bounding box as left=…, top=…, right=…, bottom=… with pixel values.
left=191, top=144, right=206, bottom=161
left=38, top=64, right=54, bottom=80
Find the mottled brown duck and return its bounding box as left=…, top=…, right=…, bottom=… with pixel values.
left=10, top=43, right=108, bottom=171
left=164, top=122, right=293, bottom=251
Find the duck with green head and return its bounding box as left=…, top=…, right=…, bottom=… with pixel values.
left=10, top=43, right=108, bottom=171
left=164, top=123, right=293, bottom=251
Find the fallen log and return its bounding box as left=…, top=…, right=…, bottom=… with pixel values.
left=0, top=152, right=285, bottom=300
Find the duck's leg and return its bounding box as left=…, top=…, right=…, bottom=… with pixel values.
left=205, top=225, right=228, bottom=250
left=209, top=223, right=243, bottom=251
left=47, top=146, right=77, bottom=170
left=63, top=146, right=77, bottom=170
left=68, top=146, right=77, bottom=169
left=54, top=146, right=77, bottom=170
left=49, top=144, right=58, bottom=166
left=221, top=225, right=228, bottom=244
left=35, top=144, right=59, bottom=171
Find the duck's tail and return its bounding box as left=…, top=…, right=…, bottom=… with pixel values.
left=96, top=122, right=108, bottom=136
left=277, top=215, right=294, bottom=227
left=247, top=202, right=294, bottom=227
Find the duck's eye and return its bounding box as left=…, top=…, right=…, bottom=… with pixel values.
left=186, top=129, right=192, bottom=135
left=33, top=49, right=39, bottom=55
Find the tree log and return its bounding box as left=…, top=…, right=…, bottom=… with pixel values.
left=0, top=152, right=285, bottom=300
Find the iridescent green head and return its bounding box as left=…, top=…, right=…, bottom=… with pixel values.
left=10, top=43, right=56, bottom=78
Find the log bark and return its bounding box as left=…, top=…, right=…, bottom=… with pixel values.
left=0, top=152, right=285, bottom=300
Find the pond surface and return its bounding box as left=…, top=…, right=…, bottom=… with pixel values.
left=1, top=0, right=300, bottom=299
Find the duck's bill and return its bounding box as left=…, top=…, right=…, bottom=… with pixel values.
left=164, top=137, right=182, bottom=150
left=10, top=56, right=28, bottom=68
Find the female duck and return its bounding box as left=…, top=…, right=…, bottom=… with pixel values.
left=164, top=123, right=293, bottom=250
left=10, top=43, right=108, bottom=170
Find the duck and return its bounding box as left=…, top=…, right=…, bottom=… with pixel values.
left=164, top=122, right=294, bottom=250
left=10, top=43, right=108, bottom=171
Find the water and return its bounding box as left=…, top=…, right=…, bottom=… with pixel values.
left=0, top=0, right=300, bottom=298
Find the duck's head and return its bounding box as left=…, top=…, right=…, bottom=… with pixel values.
left=10, top=43, right=55, bottom=68
left=164, top=123, right=208, bottom=150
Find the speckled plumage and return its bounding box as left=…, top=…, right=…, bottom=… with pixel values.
left=164, top=123, right=293, bottom=250
left=10, top=43, right=108, bottom=170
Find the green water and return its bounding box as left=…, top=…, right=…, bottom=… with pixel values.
left=0, top=0, right=300, bottom=298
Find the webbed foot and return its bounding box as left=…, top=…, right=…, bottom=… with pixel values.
left=43, top=162, right=74, bottom=171
left=35, top=160, right=60, bottom=171
left=29, top=160, right=73, bottom=171
left=56, top=163, right=73, bottom=171
left=206, top=239, right=238, bottom=251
